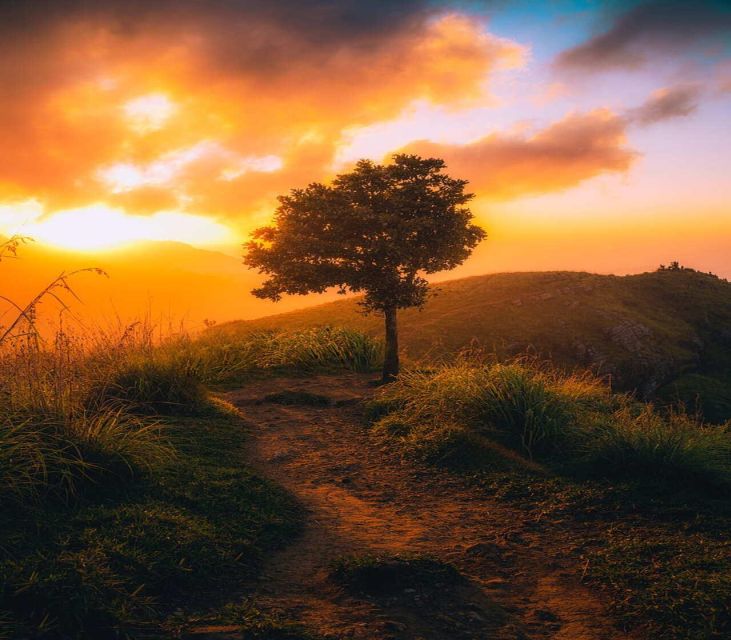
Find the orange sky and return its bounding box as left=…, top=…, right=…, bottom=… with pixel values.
left=0, top=0, right=729, bottom=325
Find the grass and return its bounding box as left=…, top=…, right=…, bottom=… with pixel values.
left=0, top=325, right=382, bottom=506
left=370, top=359, right=731, bottom=488
left=584, top=405, right=731, bottom=489
left=192, top=326, right=383, bottom=386
left=0, top=316, right=380, bottom=637
left=369, top=358, right=731, bottom=639
left=0, top=402, right=302, bottom=639
left=473, top=471, right=731, bottom=640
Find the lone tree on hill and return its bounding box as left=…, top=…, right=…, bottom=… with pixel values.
left=244, top=154, right=486, bottom=381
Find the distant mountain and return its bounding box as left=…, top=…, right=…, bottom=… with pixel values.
left=217, top=269, right=731, bottom=422
left=0, top=240, right=335, bottom=331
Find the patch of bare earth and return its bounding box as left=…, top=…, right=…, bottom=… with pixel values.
left=193, top=374, right=631, bottom=640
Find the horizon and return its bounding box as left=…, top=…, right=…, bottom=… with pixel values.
left=1, top=0, right=730, bottom=323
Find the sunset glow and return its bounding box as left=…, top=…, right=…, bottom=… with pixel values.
left=0, top=0, right=728, bottom=321
left=26, top=205, right=232, bottom=252
left=123, top=93, right=178, bottom=133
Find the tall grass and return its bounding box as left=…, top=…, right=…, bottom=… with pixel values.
left=190, top=326, right=383, bottom=385
left=585, top=405, right=731, bottom=488
left=371, top=359, right=731, bottom=490
left=0, top=326, right=175, bottom=504
left=374, top=359, right=609, bottom=459
left=1, top=321, right=381, bottom=505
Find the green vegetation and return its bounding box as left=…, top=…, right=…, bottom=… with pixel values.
left=657, top=373, right=731, bottom=425
left=227, top=268, right=731, bottom=422
left=0, top=316, right=381, bottom=637
left=192, top=326, right=382, bottom=386
left=0, top=404, right=301, bottom=638
left=369, top=359, right=731, bottom=639
left=371, top=359, right=731, bottom=488
left=0, top=325, right=381, bottom=506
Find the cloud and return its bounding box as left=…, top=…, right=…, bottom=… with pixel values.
left=0, top=2, right=523, bottom=223
left=556, top=1, right=731, bottom=72
left=626, top=85, right=702, bottom=126
left=399, top=110, right=638, bottom=200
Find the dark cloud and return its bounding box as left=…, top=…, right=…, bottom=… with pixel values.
left=556, top=1, right=731, bottom=72
left=626, top=84, right=702, bottom=126
left=400, top=110, right=637, bottom=200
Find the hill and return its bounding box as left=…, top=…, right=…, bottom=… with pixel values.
left=217, top=269, right=731, bottom=421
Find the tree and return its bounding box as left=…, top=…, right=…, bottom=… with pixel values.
left=244, top=154, right=486, bottom=381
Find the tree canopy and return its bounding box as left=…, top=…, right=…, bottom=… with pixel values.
left=245, top=154, right=485, bottom=312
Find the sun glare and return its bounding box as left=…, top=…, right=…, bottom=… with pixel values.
left=26, top=205, right=233, bottom=252
left=123, top=93, right=177, bottom=133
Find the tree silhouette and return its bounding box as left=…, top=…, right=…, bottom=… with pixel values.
left=244, top=154, right=486, bottom=381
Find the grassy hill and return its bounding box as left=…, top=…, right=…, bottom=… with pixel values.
left=219, top=269, right=731, bottom=421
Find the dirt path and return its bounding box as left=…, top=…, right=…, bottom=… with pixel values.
left=202, top=374, right=632, bottom=640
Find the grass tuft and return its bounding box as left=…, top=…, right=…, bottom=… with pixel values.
left=371, top=359, right=731, bottom=489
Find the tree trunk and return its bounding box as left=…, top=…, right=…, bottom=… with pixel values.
left=382, top=306, right=399, bottom=382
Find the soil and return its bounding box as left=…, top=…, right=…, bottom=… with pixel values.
left=191, top=373, right=632, bottom=640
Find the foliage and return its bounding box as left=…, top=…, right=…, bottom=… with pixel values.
left=244, top=155, right=484, bottom=313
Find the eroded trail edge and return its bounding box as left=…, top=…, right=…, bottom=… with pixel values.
left=223, top=374, right=630, bottom=640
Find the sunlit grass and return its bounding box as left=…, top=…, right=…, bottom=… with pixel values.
left=371, top=358, right=731, bottom=489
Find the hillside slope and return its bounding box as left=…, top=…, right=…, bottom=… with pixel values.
left=218, top=269, right=731, bottom=418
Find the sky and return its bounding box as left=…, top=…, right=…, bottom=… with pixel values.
left=0, top=0, right=730, bottom=304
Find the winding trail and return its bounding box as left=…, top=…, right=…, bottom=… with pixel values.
left=200, top=374, right=632, bottom=640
